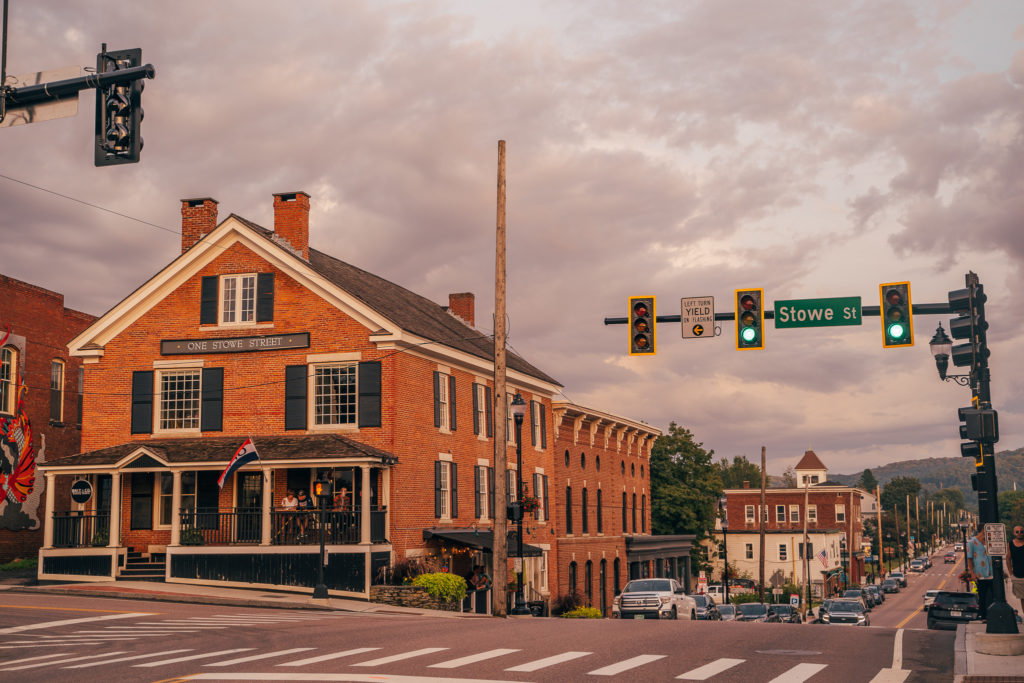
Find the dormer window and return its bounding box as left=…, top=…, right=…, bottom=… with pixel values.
left=200, top=273, right=274, bottom=325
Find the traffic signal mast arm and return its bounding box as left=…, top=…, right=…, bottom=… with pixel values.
left=4, top=62, right=154, bottom=107
left=603, top=302, right=953, bottom=325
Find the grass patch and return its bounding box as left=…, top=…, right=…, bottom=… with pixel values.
left=0, top=557, right=37, bottom=571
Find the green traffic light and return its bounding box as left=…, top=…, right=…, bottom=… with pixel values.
left=741, top=327, right=758, bottom=343
left=887, top=322, right=906, bottom=340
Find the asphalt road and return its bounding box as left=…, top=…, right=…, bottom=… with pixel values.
left=0, top=579, right=956, bottom=683
left=867, top=547, right=966, bottom=630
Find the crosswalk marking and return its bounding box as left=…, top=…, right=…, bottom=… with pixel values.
left=278, top=648, right=380, bottom=666
left=0, top=652, right=74, bottom=666
left=588, top=654, right=666, bottom=675
left=505, top=651, right=591, bottom=672
left=768, top=662, right=829, bottom=682
left=870, top=669, right=912, bottom=683
left=0, top=641, right=106, bottom=648
left=429, top=648, right=520, bottom=668
left=63, top=649, right=193, bottom=668
left=134, top=648, right=254, bottom=667
left=0, top=612, right=153, bottom=635
left=352, top=647, right=449, bottom=666
left=0, top=651, right=127, bottom=671
left=677, top=658, right=746, bottom=680
left=207, top=648, right=317, bottom=666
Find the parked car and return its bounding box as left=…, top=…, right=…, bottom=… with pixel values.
left=706, top=584, right=725, bottom=600
left=717, top=604, right=737, bottom=622
left=612, top=578, right=697, bottom=620
left=692, top=594, right=721, bottom=620
left=944, top=552, right=957, bottom=564
left=729, top=578, right=757, bottom=594
left=865, top=585, right=885, bottom=604
left=927, top=591, right=981, bottom=630
left=842, top=588, right=871, bottom=611
left=881, top=578, right=900, bottom=594
left=766, top=604, right=803, bottom=623
left=819, top=599, right=870, bottom=626
left=735, top=602, right=771, bottom=623
left=922, top=589, right=940, bottom=611
left=889, top=571, right=907, bottom=587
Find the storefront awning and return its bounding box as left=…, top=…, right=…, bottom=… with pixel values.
left=423, top=528, right=544, bottom=557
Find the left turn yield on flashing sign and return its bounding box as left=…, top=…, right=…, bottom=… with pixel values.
left=681, top=296, right=714, bottom=339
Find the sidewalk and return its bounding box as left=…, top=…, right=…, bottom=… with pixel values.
left=956, top=622, right=1024, bottom=683
left=0, top=577, right=489, bottom=618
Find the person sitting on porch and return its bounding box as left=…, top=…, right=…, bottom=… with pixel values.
left=333, top=486, right=351, bottom=510
left=471, top=565, right=491, bottom=590
left=296, top=489, right=314, bottom=537
left=281, top=490, right=298, bottom=509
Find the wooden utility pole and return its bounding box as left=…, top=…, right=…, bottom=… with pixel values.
left=906, top=495, right=912, bottom=563
left=759, top=446, right=766, bottom=602
left=492, top=140, right=509, bottom=616
left=875, top=485, right=883, bottom=579
left=802, top=477, right=810, bottom=618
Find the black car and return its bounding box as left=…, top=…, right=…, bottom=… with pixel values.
left=881, top=578, right=900, bottom=593
left=692, top=594, right=721, bottom=620
left=819, top=599, right=870, bottom=626
left=927, top=591, right=981, bottom=630
left=842, top=588, right=872, bottom=610
left=865, top=585, right=884, bottom=604
left=766, top=604, right=802, bottom=623
left=735, top=602, right=770, bottom=622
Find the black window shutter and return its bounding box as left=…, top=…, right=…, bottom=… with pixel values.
left=200, top=276, right=218, bottom=324
left=488, top=467, right=495, bottom=519
left=622, top=492, right=628, bottom=532
left=451, top=462, right=458, bottom=518
left=530, top=401, right=537, bottom=446
left=448, top=374, right=457, bottom=431
left=543, top=475, right=549, bottom=523
left=433, top=371, right=441, bottom=428
left=597, top=489, right=603, bottom=533
left=358, top=361, right=382, bottom=428
left=485, top=386, right=493, bottom=437
left=533, top=474, right=540, bottom=520
left=200, top=367, right=224, bottom=432
left=506, top=468, right=512, bottom=504
left=284, top=365, right=307, bottom=430
left=566, top=486, right=573, bottom=534
left=50, top=384, right=61, bottom=422
left=472, top=383, right=480, bottom=435
left=540, top=404, right=547, bottom=449
left=130, top=370, right=154, bottom=434
left=434, top=461, right=442, bottom=518
left=256, top=273, right=274, bottom=322
left=474, top=466, right=481, bottom=518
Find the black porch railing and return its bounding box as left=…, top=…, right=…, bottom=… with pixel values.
left=176, top=506, right=388, bottom=546
left=52, top=511, right=110, bottom=548
left=271, top=509, right=359, bottom=545
left=179, top=507, right=261, bottom=545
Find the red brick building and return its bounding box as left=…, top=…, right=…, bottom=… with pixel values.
left=0, top=275, right=94, bottom=563
left=37, top=193, right=562, bottom=602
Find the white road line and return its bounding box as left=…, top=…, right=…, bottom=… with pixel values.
left=869, top=669, right=912, bottom=683
left=589, top=654, right=666, bottom=675
left=505, top=651, right=591, bottom=672
left=677, top=658, right=746, bottom=680
left=429, top=648, right=521, bottom=668
left=0, top=651, right=127, bottom=671
left=892, top=628, right=904, bottom=670
left=352, top=647, right=449, bottom=666
left=0, top=653, right=74, bottom=666
left=64, top=649, right=194, bottom=668
left=183, top=674, right=525, bottom=682
left=0, top=612, right=153, bottom=634
left=134, top=648, right=255, bottom=667
left=73, top=630, right=162, bottom=636
left=278, top=648, right=381, bottom=666
left=767, top=662, right=829, bottom=683
left=1, top=641, right=109, bottom=647
left=135, top=622, right=227, bottom=627
left=207, top=648, right=317, bottom=666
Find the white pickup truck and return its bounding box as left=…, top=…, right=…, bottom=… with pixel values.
left=612, top=578, right=697, bottom=620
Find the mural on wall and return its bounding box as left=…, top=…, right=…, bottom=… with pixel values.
left=0, top=328, right=40, bottom=531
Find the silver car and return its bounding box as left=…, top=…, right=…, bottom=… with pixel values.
left=613, top=578, right=697, bottom=620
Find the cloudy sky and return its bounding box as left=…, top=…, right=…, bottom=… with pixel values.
left=2, top=1, right=1023, bottom=478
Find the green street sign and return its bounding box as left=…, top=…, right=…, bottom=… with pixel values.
left=774, top=296, right=862, bottom=328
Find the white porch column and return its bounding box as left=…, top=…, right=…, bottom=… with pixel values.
left=43, top=472, right=56, bottom=548
left=170, top=470, right=182, bottom=546
left=360, top=465, right=372, bottom=545
left=108, top=472, right=121, bottom=548
left=261, top=469, right=272, bottom=546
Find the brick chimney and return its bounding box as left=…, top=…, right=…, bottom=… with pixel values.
left=181, top=198, right=218, bottom=252
left=448, top=292, right=475, bottom=326
left=272, top=191, right=310, bottom=259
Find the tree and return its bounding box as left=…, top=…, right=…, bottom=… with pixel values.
left=780, top=466, right=796, bottom=488
left=880, top=476, right=922, bottom=511
left=998, top=490, right=1024, bottom=524
left=717, top=455, right=761, bottom=489
left=857, top=469, right=879, bottom=492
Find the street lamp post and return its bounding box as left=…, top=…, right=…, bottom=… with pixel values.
left=509, top=393, right=530, bottom=616
left=312, top=473, right=332, bottom=600
left=718, top=497, right=729, bottom=606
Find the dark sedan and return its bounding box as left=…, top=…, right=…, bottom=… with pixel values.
left=881, top=578, right=900, bottom=593
left=735, top=602, right=770, bottom=622
left=927, top=591, right=981, bottom=630
left=717, top=604, right=737, bottom=621
left=866, top=585, right=884, bottom=604
left=692, top=594, right=721, bottom=621
left=819, top=599, right=870, bottom=626
left=766, top=604, right=803, bottom=623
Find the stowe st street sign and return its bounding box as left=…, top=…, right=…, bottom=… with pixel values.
left=774, top=296, right=862, bottom=328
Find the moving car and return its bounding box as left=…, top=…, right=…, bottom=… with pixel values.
left=735, top=602, right=770, bottom=623
left=922, top=589, right=940, bottom=611
left=881, top=578, right=900, bottom=594
left=954, top=542, right=964, bottom=551
left=927, top=591, right=981, bottom=630
left=944, top=552, right=957, bottom=564
left=819, top=599, right=870, bottom=626
left=909, top=559, right=925, bottom=573
left=766, top=604, right=803, bottom=623
left=717, top=604, right=737, bottom=622
left=866, top=585, right=885, bottom=604
left=612, top=578, right=697, bottom=620
left=842, top=588, right=871, bottom=611
left=692, top=594, right=721, bottom=620
left=889, top=571, right=907, bottom=587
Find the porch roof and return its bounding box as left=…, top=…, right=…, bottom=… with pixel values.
left=42, top=434, right=398, bottom=470
left=422, top=527, right=544, bottom=558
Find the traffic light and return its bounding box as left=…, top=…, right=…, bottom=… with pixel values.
left=957, top=405, right=998, bottom=458
left=948, top=285, right=988, bottom=370
left=734, top=289, right=764, bottom=350
left=628, top=296, right=656, bottom=355
left=879, top=282, right=913, bottom=348
left=95, top=48, right=145, bottom=166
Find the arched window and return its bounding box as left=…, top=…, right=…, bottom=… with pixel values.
left=581, top=487, right=589, bottom=534
left=620, top=460, right=625, bottom=475
left=613, top=557, right=621, bottom=597
left=0, top=346, right=17, bottom=415
left=50, top=359, right=65, bottom=423
left=641, top=494, right=647, bottom=533
left=632, top=493, right=637, bottom=533
left=568, top=561, right=578, bottom=595
left=596, top=489, right=603, bottom=533
left=580, top=452, right=586, bottom=469
left=596, top=455, right=601, bottom=471
left=631, top=463, right=635, bottom=477
left=599, top=559, right=608, bottom=615
left=564, top=450, right=570, bottom=467
left=641, top=465, right=644, bottom=479
left=621, top=491, right=627, bottom=533
left=585, top=560, right=593, bottom=606
left=565, top=485, right=573, bottom=534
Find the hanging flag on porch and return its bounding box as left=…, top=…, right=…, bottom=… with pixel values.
left=817, top=548, right=829, bottom=569
left=218, top=438, right=260, bottom=488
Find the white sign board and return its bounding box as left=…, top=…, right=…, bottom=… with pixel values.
left=789, top=593, right=800, bottom=607
left=772, top=587, right=783, bottom=596
left=985, top=523, right=1007, bottom=557
left=0, top=66, right=81, bottom=128
left=681, top=296, right=715, bottom=339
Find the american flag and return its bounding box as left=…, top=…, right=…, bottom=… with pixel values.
left=817, top=548, right=829, bottom=569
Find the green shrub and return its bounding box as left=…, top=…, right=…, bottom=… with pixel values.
left=560, top=606, right=603, bottom=619
left=180, top=527, right=205, bottom=545
left=411, top=572, right=467, bottom=604
left=730, top=592, right=764, bottom=605
left=0, top=557, right=37, bottom=571
left=91, top=529, right=109, bottom=546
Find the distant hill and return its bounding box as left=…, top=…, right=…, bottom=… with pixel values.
left=828, top=447, right=1024, bottom=496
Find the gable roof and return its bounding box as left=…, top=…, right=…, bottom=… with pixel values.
left=795, top=449, right=827, bottom=471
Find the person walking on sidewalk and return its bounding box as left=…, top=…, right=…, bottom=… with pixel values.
left=966, top=527, right=994, bottom=620
left=1006, top=524, right=1024, bottom=616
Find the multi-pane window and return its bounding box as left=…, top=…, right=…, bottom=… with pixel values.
left=763, top=505, right=769, bottom=523
left=437, top=373, right=450, bottom=430
left=220, top=274, right=256, bottom=324
left=776, top=505, right=786, bottom=523
left=533, top=473, right=546, bottom=522
left=1, top=346, right=16, bottom=414
left=779, top=544, right=788, bottom=561
left=159, top=369, right=201, bottom=430
left=808, top=504, right=817, bottom=522
left=50, top=360, right=64, bottom=422
left=477, top=467, right=489, bottom=519
left=439, top=461, right=452, bottom=519
left=313, top=363, right=356, bottom=425
left=506, top=393, right=516, bottom=444
left=836, top=504, right=846, bottom=522
left=507, top=468, right=518, bottom=502
left=475, top=384, right=486, bottom=436
left=531, top=400, right=543, bottom=448
left=745, top=505, right=755, bottom=523
left=790, top=505, right=800, bottom=523
left=745, top=543, right=754, bottom=559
